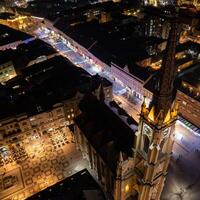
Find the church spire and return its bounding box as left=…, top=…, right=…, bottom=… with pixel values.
left=151, top=10, right=179, bottom=122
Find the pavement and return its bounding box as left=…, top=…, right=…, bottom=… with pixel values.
left=0, top=127, right=88, bottom=200
left=162, top=123, right=200, bottom=200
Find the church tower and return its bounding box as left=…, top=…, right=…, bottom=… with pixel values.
left=133, top=8, right=179, bottom=200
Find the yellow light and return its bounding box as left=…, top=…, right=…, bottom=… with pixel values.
left=163, top=110, right=171, bottom=124
left=148, top=106, right=155, bottom=122
left=125, top=184, right=130, bottom=192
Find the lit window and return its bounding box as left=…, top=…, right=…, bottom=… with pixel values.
left=125, top=184, right=129, bottom=193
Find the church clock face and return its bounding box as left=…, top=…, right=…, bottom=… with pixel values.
left=143, top=124, right=153, bottom=137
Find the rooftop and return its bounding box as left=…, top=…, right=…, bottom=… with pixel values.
left=0, top=39, right=56, bottom=67
left=178, top=62, right=200, bottom=101
left=62, top=19, right=166, bottom=80
left=75, top=94, right=137, bottom=173
left=179, top=62, right=200, bottom=87
left=16, top=0, right=140, bottom=21
left=27, top=169, right=106, bottom=200
left=0, top=24, right=31, bottom=47
left=0, top=56, right=111, bottom=120
left=66, top=20, right=154, bottom=62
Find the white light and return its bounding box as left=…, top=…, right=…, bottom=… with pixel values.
left=48, top=128, right=53, bottom=131
left=176, top=133, right=183, bottom=141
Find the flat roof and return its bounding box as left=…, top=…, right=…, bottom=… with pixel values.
left=27, top=169, right=106, bottom=200
left=0, top=24, right=31, bottom=47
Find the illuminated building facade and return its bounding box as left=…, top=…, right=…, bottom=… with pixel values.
left=178, top=0, right=200, bottom=8
left=144, top=17, right=170, bottom=39
left=143, top=0, right=174, bottom=6
left=0, top=61, right=17, bottom=83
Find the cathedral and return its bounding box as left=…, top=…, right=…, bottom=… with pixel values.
left=73, top=8, right=179, bottom=200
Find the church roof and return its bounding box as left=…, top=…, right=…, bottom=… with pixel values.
left=75, top=94, right=137, bottom=173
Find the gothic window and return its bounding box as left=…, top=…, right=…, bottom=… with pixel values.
left=143, top=135, right=150, bottom=154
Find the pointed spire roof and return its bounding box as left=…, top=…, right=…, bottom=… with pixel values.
left=151, top=8, right=179, bottom=121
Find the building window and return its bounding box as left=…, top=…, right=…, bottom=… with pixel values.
left=144, top=135, right=150, bottom=154
left=125, top=184, right=130, bottom=193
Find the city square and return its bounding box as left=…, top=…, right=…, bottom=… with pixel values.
left=0, top=127, right=87, bottom=200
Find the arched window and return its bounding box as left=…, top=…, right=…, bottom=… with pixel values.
left=144, top=135, right=150, bottom=154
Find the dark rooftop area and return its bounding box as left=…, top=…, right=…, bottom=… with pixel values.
left=0, top=12, right=15, bottom=20
left=179, top=62, right=200, bottom=88
left=62, top=19, right=166, bottom=81
left=16, top=0, right=140, bottom=21
left=27, top=169, right=106, bottom=200
left=0, top=56, right=111, bottom=120
left=0, top=39, right=57, bottom=67
left=178, top=62, right=200, bottom=101
left=179, top=62, right=200, bottom=101
left=0, top=24, right=31, bottom=47
left=63, top=19, right=149, bottom=64
left=75, top=94, right=137, bottom=173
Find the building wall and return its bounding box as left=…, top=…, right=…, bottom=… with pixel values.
left=0, top=104, right=69, bottom=138
left=74, top=125, right=115, bottom=195
left=0, top=82, right=112, bottom=138
left=176, top=90, right=200, bottom=128
left=74, top=124, right=138, bottom=200
left=111, top=63, right=153, bottom=100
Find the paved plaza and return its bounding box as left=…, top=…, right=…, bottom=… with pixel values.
left=162, top=123, right=200, bottom=200
left=0, top=127, right=87, bottom=200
